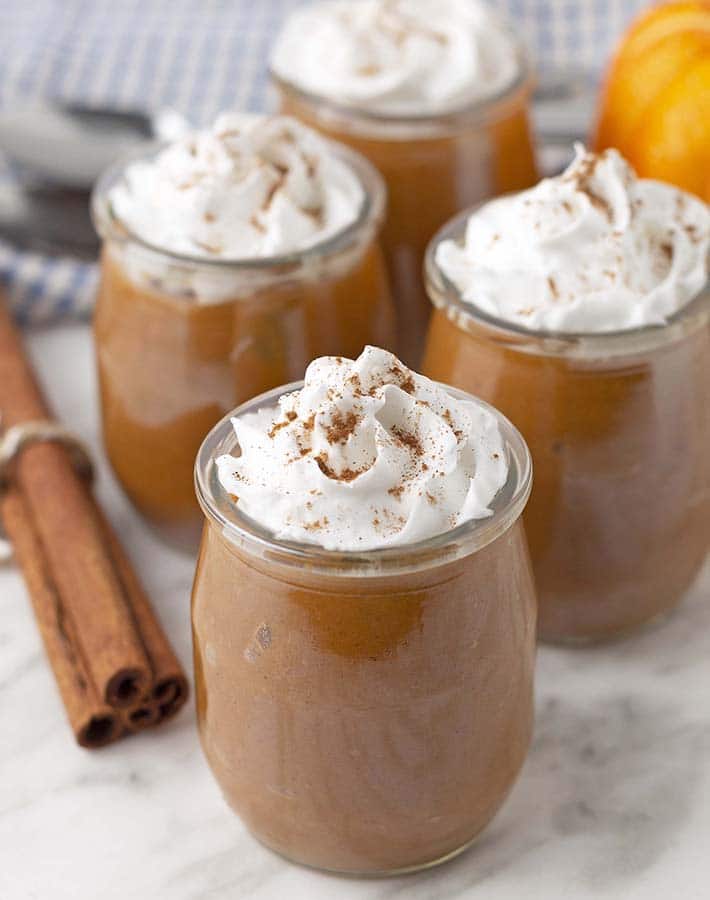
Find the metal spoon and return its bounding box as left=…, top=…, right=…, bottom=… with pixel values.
left=0, top=101, right=187, bottom=258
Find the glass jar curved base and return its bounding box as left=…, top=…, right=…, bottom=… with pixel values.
left=538, top=589, right=690, bottom=646
left=247, top=820, right=492, bottom=877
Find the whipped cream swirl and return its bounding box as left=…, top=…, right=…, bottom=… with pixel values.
left=217, top=346, right=508, bottom=551
left=271, top=0, right=521, bottom=116
left=108, top=113, right=364, bottom=259
left=436, top=145, right=710, bottom=333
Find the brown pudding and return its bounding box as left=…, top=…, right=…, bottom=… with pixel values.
left=92, top=145, right=394, bottom=547
left=191, top=377, right=536, bottom=874
left=424, top=254, right=710, bottom=642
left=274, top=76, right=537, bottom=365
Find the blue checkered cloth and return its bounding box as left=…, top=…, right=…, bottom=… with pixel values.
left=0, top=0, right=648, bottom=325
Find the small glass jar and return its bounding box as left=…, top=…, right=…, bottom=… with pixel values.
left=192, top=382, right=536, bottom=875
left=91, top=145, right=394, bottom=549
left=424, top=209, right=710, bottom=643
left=271, top=51, right=537, bottom=365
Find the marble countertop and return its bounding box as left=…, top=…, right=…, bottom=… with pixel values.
left=2, top=323, right=709, bottom=900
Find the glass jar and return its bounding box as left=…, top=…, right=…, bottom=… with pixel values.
left=192, top=382, right=536, bottom=875
left=424, top=209, right=710, bottom=643
left=272, top=52, right=537, bottom=366
left=91, top=145, right=394, bottom=549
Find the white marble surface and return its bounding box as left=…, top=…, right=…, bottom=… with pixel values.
left=1, top=323, right=709, bottom=900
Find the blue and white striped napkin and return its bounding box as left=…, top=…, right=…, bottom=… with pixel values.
left=0, top=0, right=648, bottom=325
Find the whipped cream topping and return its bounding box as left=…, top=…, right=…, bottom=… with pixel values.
left=436, top=145, right=710, bottom=333
left=217, top=346, right=508, bottom=551
left=271, top=0, right=521, bottom=116
left=108, top=113, right=364, bottom=259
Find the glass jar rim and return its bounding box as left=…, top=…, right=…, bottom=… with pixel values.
left=268, top=42, right=534, bottom=138
left=194, top=379, right=533, bottom=577
left=90, top=137, right=386, bottom=272
left=425, top=203, right=710, bottom=358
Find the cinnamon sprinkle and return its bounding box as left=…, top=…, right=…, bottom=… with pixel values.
left=684, top=223, right=701, bottom=244
left=388, top=365, right=415, bottom=394
left=302, top=205, right=325, bottom=227
left=314, top=454, right=364, bottom=482
left=192, top=238, right=223, bottom=254
left=324, top=409, right=359, bottom=445
left=564, top=151, right=613, bottom=222
left=301, top=152, right=318, bottom=179
left=348, top=373, right=364, bottom=396
left=303, top=516, right=329, bottom=532
left=659, top=242, right=673, bottom=263
left=261, top=169, right=288, bottom=212
left=268, top=410, right=297, bottom=438
left=249, top=214, right=266, bottom=233
left=357, top=63, right=382, bottom=76
left=391, top=426, right=423, bottom=456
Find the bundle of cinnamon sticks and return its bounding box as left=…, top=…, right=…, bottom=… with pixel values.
left=0, top=296, right=188, bottom=748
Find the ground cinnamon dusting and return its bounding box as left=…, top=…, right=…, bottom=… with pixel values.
left=304, top=517, right=329, bottom=532
left=268, top=410, right=297, bottom=438
left=684, top=223, right=701, bottom=244
left=388, top=365, right=415, bottom=393
left=391, top=426, right=423, bottom=456
left=261, top=169, right=288, bottom=212
left=301, top=152, right=318, bottom=179
left=357, top=63, right=382, bottom=76
left=564, top=152, right=613, bottom=222
left=249, top=214, right=266, bottom=233
left=315, top=454, right=364, bottom=482
left=303, top=205, right=325, bottom=227
left=324, top=409, right=359, bottom=445
left=193, top=238, right=223, bottom=254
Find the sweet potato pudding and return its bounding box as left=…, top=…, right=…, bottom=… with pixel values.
left=424, top=147, right=710, bottom=642
left=92, top=114, right=394, bottom=546
left=271, top=0, right=537, bottom=364
left=192, top=347, right=536, bottom=873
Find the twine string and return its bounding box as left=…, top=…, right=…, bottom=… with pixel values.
left=0, top=419, right=95, bottom=564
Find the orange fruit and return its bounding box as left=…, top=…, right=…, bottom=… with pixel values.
left=594, top=0, right=710, bottom=200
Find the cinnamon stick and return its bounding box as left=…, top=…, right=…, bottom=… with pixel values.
left=0, top=300, right=152, bottom=707
left=97, top=508, right=188, bottom=723
left=1, top=488, right=123, bottom=748
left=122, top=703, right=161, bottom=733
left=0, top=294, right=188, bottom=747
